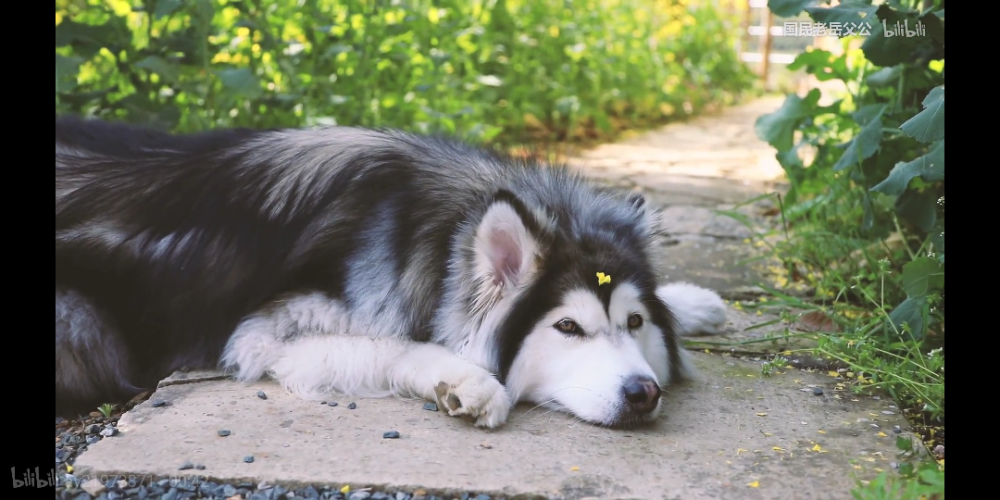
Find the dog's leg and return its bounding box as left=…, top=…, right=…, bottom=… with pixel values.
left=387, top=341, right=511, bottom=428
left=221, top=293, right=511, bottom=428
left=656, top=282, right=728, bottom=336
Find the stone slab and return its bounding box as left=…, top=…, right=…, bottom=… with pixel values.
left=75, top=353, right=914, bottom=500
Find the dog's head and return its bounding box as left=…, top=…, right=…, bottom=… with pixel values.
left=465, top=179, right=687, bottom=428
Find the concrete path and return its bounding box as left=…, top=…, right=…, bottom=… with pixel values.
left=74, top=97, right=916, bottom=499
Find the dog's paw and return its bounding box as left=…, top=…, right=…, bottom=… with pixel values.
left=433, top=373, right=511, bottom=429
left=656, top=282, right=728, bottom=336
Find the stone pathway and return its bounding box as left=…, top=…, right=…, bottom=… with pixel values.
left=74, top=97, right=917, bottom=499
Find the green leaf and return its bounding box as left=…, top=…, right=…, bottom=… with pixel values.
left=805, top=2, right=878, bottom=36
left=832, top=107, right=884, bottom=171
left=217, top=68, right=262, bottom=99
left=930, top=218, right=944, bottom=255
left=895, top=436, right=913, bottom=452
left=861, top=5, right=941, bottom=67
left=902, top=257, right=944, bottom=298
left=154, top=0, right=183, bottom=19
left=870, top=140, right=943, bottom=195
left=769, top=0, right=818, bottom=18
left=887, top=296, right=926, bottom=340
left=754, top=89, right=821, bottom=152
left=852, top=103, right=886, bottom=126
left=900, top=86, right=944, bottom=143
left=787, top=49, right=852, bottom=82
left=865, top=65, right=903, bottom=88
left=56, top=54, right=83, bottom=93
left=895, top=188, right=937, bottom=233
left=135, top=56, right=180, bottom=83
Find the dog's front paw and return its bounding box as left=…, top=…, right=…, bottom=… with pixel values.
left=433, top=373, right=510, bottom=429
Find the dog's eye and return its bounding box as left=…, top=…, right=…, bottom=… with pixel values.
left=554, top=318, right=582, bottom=335
left=627, top=313, right=644, bottom=329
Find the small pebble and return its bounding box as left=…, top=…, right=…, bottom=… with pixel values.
left=383, top=430, right=400, bottom=439
left=812, top=387, right=824, bottom=396
left=350, top=492, right=372, bottom=500
left=178, top=461, right=194, bottom=470
left=196, top=464, right=206, bottom=470
left=881, top=410, right=895, bottom=415
left=893, top=425, right=902, bottom=434
left=85, top=424, right=102, bottom=434
left=423, top=402, right=438, bottom=412
left=244, top=455, right=255, bottom=463
left=348, top=402, right=357, bottom=409
left=151, top=399, right=168, bottom=407
left=328, top=401, right=339, bottom=407
left=218, top=429, right=232, bottom=437
left=100, top=426, right=118, bottom=437
left=257, top=390, right=267, bottom=400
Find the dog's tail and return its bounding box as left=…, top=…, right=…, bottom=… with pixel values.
left=656, top=282, right=728, bottom=382
left=56, top=287, right=143, bottom=416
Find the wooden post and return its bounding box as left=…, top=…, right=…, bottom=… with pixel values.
left=760, top=8, right=774, bottom=90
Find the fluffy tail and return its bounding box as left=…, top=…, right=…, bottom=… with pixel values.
left=56, top=287, right=142, bottom=416
left=656, top=282, right=728, bottom=336
left=655, top=282, right=728, bottom=383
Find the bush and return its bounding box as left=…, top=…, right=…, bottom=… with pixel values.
left=55, top=0, right=757, bottom=145
left=754, top=0, right=943, bottom=495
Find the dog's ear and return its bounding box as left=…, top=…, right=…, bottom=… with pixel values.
left=474, top=189, right=543, bottom=288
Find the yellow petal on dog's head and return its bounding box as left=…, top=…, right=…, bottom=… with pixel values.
left=596, top=272, right=611, bottom=286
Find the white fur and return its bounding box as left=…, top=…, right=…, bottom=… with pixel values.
left=656, top=282, right=728, bottom=336
left=505, top=285, right=665, bottom=426
left=219, top=282, right=727, bottom=429
left=221, top=293, right=510, bottom=428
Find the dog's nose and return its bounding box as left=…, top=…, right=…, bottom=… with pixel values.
left=622, top=375, right=661, bottom=413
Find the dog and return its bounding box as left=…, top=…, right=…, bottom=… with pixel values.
left=56, top=116, right=727, bottom=428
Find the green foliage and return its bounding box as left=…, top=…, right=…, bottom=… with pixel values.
left=753, top=0, right=943, bottom=465
left=97, top=403, right=116, bottom=419
left=851, top=463, right=943, bottom=500
left=55, top=0, right=756, bottom=146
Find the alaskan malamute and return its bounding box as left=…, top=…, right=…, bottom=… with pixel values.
left=56, top=117, right=727, bottom=428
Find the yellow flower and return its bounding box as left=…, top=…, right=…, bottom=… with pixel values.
left=747, top=480, right=760, bottom=488
left=340, top=485, right=350, bottom=494
left=596, top=272, right=611, bottom=286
